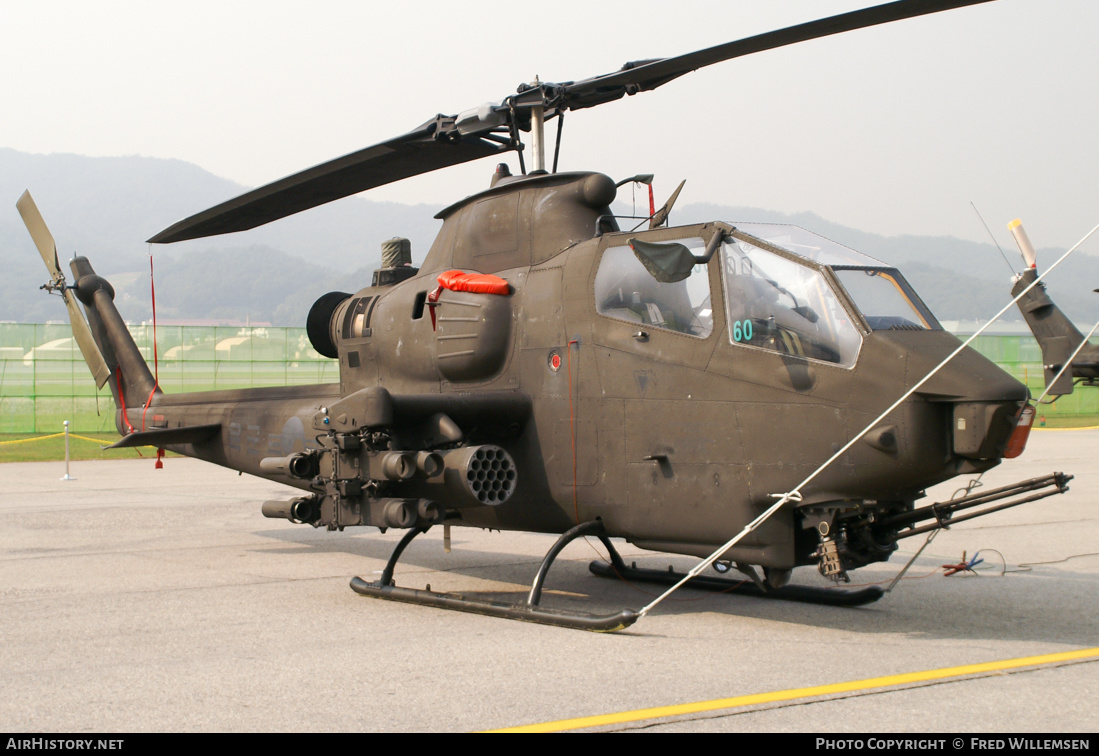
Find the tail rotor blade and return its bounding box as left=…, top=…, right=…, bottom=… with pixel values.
left=17, top=190, right=112, bottom=388
left=1009, top=218, right=1038, bottom=269
left=64, top=290, right=112, bottom=388
left=16, top=190, right=62, bottom=281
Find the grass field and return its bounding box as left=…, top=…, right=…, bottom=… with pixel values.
left=4, top=328, right=1099, bottom=458
left=1032, top=416, right=1099, bottom=429
left=3, top=410, right=1097, bottom=463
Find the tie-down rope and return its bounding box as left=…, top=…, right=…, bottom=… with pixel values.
left=636, top=220, right=1099, bottom=620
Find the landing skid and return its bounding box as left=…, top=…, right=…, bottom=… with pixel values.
left=350, top=521, right=640, bottom=632
left=350, top=520, right=882, bottom=630
left=589, top=542, right=884, bottom=607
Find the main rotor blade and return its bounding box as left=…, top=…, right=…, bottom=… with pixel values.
left=561, top=0, right=996, bottom=109
left=16, top=190, right=61, bottom=280
left=148, top=0, right=994, bottom=242
left=63, top=289, right=112, bottom=389
left=149, top=119, right=512, bottom=243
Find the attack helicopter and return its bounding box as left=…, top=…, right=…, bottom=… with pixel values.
left=20, top=0, right=1073, bottom=631
left=1007, top=219, right=1099, bottom=396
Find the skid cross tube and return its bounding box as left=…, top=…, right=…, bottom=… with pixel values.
left=350, top=520, right=639, bottom=632
left=378, top=525, right=429, bottom=586
left=527, top=520, right=615, bottom=605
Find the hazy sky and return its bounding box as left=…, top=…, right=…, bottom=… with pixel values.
left=3, top=0, right=1097, bottom=251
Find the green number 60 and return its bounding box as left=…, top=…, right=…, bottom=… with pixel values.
left=732, top=319, right=753, bottom=343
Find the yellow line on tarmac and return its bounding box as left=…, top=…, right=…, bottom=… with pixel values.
left=489, top=646, right=1099, bottom=733
left=1033, top=425, right=1099, bottom=431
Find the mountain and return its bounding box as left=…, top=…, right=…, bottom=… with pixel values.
left=673, top=203, right=1099, bottom=327
left=0, top=148, right=443, bottom=268
left=0, top=148, right=442, bottom=324
left=3, top=148, right=1098, bottom=327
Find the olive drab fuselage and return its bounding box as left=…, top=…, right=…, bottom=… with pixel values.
left=128, top=170, right=1027, bottom=572
left=27, top=1, right=1067, bottom=627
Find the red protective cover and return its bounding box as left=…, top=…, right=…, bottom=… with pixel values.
left=436, top=270, right=511, bottom=295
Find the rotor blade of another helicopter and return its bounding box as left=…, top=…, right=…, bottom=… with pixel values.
left=650, top=179, right=686, bottom=229
left=561, top=0, right=996, bottom=109
left=16, top=191, right=62, bottom=281
left=148, top=119, right=512, bottom=243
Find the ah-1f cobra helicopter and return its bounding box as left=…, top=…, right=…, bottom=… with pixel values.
left=1007, top=219, right=1099, bottom=397
left=20, top=0, right=1072, bottom=631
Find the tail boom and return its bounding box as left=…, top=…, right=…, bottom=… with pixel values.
left=68, top=257, right=160, bottom=429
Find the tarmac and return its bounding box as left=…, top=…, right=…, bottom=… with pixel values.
left=1, top=429, right=1096, bottom=733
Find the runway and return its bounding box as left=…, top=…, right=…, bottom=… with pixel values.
left=1, top=429, right=1096, bottom=733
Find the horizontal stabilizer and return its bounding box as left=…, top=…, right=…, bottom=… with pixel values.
left=104, top=424, right=222, bottom=449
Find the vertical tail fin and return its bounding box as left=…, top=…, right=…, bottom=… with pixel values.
left=68, top=256, right=159, bottom=416
left=1009, top=219, right=1098, bottom=397
left=19, top=190, right=159, bottom=429
left=1012, top=268, right=1081, bottom=396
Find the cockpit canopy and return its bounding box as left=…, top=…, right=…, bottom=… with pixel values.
left=732, top=224, right=939, bottom=329
left=595, top=222, right=939, bottom=370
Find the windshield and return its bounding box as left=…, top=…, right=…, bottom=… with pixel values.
left=721, top=238, right=861, bottom=368
left=732, top=223, right=887, bottom=266
left=731, top=223, right=940, bottom=333
left=832, top=267, right=940, bottom=331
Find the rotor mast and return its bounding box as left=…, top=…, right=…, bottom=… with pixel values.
left=529, top=76, right=546, bottom=172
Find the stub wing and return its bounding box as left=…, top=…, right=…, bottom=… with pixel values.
left=103, top=424, right=223, bottom=450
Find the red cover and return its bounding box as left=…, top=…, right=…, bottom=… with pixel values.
left=436, top=270, right=511, bottom=295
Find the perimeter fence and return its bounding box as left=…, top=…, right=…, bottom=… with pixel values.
left=961, top=332, right=1099, bottom=424
left=2, top=324, right=1097, bottom=434
left=0, top=323, right=339, bottom=433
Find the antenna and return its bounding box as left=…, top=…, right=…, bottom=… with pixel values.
left=970, top=202, right=1017, bottom=275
